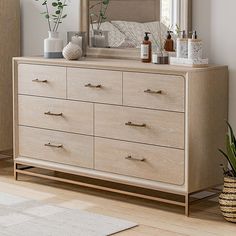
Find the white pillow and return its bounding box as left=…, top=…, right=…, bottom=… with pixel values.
left=111, top=21, right=169, bottom=49
left=91, top=22, right=135, bottom=48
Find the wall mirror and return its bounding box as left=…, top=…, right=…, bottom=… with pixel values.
left=79, top=0, right=192, bottom=59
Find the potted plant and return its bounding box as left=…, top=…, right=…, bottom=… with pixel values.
left=89, top=0, right=110, bottom=48
left=219, top=122, right=236, bottom=223
left=36, top=0, right=68, bottom=58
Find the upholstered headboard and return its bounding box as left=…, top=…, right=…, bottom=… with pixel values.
left=89, top=0, right=160, bottom=23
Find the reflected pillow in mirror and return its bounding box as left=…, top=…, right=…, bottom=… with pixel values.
left=111, top=21, right=168, bottom=49
left=91, top=22, right=135, bottom=48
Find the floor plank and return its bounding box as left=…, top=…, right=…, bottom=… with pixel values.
left=0, top=158, right=235, bottom=236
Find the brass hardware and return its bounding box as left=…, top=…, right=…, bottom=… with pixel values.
left=85, top=83, right=102, bottom=88
left=44, top=111, right=63, bottom=116
left=144, top=89, right=162, bottom=94
left=125, top=121, right=146, bottom=128
left=44, top=142, right=63, bottom=148
left=125, top=155, right=146, bottom=162
left=32, top=78, right=48, bottom=83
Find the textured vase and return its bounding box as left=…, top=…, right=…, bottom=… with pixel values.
left=62, top=42, right=82, bottom=60
left=44, top=31, right=63, bottom=58
left=219, top=176, right=236, bottom=223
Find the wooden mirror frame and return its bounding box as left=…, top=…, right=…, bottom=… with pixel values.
left=79, top=0, right=192, bottom=59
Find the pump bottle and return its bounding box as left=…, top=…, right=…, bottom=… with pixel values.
left=141, top=32, right=152, bottom=63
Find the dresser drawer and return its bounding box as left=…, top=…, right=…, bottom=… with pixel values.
left=18, top=95, right=93, bottom=135
left=18, top=64, right=66, bottom=98
left=95, top=138, right=185, bottom=185
left=95, top=104, right=184, bottom=149
left=123, top=72, right=185, bottom=112
left=18, top=126, right=93, bottom=168
left=67, top=68, right=122, bottom=105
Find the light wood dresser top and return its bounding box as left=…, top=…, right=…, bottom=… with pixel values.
left=14, top=57, right=227, bottom=76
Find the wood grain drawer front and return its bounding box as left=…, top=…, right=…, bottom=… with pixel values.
left=123, top=72, right=185, bottom=112
left=95, top=138, right=185, bottom=185
left=18, top=126, right=93, bottom=168
left=95, top=105, right=185, bottom=149
left=18, top=64, right=66, bottom=98
left=67, top=68, right=122, bottom=105
left=18, top=95, right=93, bottom=135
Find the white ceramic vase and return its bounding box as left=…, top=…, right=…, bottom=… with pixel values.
left=62, top=42, right=83, bottom=60
left=44, top=31, right=63, bottom=58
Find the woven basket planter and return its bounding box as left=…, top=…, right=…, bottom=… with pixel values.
left=219, top=176, right=236, bottom=223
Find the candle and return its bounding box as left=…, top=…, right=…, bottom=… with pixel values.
left=71, top=35, right=83, bottom=49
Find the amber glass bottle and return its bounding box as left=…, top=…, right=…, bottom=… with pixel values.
left=164, top=31, right=174, bottom=52
left=141, top=32, right=152, bottom=63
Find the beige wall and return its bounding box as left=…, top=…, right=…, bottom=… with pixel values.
left=193, top=0, right=236, bottom=130
left=89, top=0, right=160, bottom=22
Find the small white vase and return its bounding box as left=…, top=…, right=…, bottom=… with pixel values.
left=63, top=42, right=82, bottom=60
left=44, top=31, right=63, bottom=58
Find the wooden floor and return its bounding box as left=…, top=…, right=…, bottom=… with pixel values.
left=0, top=157, right=235, bottom=236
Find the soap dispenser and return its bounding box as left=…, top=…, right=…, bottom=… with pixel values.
left=188, top=31, right=203, bottom=60
left=141, top=32, right=152, bottom=63
left=176, top=30, right=188, bottom=58
left=164, top=31, right=174, bottom=52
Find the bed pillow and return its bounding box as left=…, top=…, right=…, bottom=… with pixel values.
left=111, top=21, right=169, bottom=49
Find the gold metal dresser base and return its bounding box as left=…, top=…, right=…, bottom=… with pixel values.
left=14, top=161, right=221, bottom=216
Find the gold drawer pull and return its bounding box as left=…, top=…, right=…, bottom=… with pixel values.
left=44, top=111, right=63, bottom=117
left=144, top=89, right=162, bottom=94
left=125, top=155, right=146, bottom=162
left=32, top=78, right=48, bottom=83
left=44, top=142, right=63, bottom=148
left=125, top=121, right=146, bottom=128
left=85, top=83, right=102, bottom=88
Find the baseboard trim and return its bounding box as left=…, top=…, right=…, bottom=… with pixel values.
left=0, top=149, right=13, bottom=159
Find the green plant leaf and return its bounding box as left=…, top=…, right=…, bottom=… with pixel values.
left=52, top=2, right=58, bottom=6
left=103, top=0, right=109, bottom=5
left=219, top=148, right=236, bottom=175
left=231, top=142, right=236, bottom=156
left=226, top=121, right=236, bottom=145
left=226, top=134, right=236, bottom=174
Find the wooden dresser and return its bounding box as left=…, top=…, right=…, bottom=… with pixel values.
left=13, top=57, right=228, bottom=215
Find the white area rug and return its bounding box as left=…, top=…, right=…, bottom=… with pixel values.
left=0, top=192, right=137, bottom=236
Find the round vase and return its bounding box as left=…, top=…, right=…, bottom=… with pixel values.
left=219, top=176, right=236, bottom=223
left=62, top=42, right=82, bottom=60
left=44, top=31, right=63, bottom=58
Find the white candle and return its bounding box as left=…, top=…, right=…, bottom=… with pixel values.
left=71, top=35, right=83, bottom=49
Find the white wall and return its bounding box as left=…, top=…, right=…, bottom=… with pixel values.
left=20, top=0, right=79, bottom=56
left=193, top=0, right=236, bottom=130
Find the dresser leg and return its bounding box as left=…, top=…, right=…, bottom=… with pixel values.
left=14, top=163, right=18, bottom=181
left=185, top=194, right=189, bottom=216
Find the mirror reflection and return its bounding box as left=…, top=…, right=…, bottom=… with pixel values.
left=88, top=0, right=191, bottom=50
